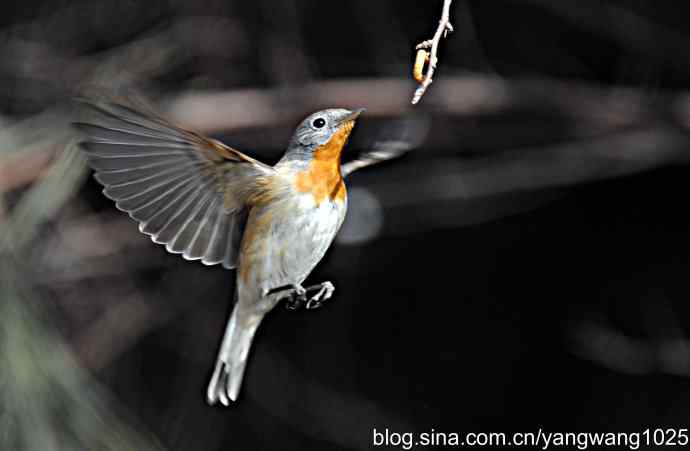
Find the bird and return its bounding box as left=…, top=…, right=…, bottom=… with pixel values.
left=74, top=100, right=423, bottom=405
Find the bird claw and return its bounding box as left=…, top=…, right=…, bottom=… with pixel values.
left=283, top=286, right=307, bottom=310
left=305, top=281, right=335, bottom=310
left=444, top=22, right=454, bottom=37
left=285, top=294, right=306, bottom=310
left=284, top=281, right=335, bottom=310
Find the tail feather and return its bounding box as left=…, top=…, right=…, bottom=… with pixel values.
left=207, top=303, right=262, bottom=405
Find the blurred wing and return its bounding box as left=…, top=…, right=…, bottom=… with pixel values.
left=341, top=146, right=412, bottom=178
left=74, top=101, right=273, bottom=269
left=341, top=115, right=430, bottom=177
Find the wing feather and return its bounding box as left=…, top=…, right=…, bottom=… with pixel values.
left=202, top=207, right=229, bottom=265
left=183, top=196, right=220, bottom=260
left=75, top=100, right=273, bottom=269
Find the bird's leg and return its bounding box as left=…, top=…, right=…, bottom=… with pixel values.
left=304, top=281, right=335, bottom=310
left=272, top=282, right=335, bottom=310
left=266, top=284, right=306, bottom=310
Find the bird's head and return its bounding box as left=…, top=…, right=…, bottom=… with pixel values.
left=284, top=108, right=365, bottom=162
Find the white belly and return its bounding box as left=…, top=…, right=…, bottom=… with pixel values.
left=296, top=196, right=346, bottom=274
left=238, top=193, right=347, bottom=296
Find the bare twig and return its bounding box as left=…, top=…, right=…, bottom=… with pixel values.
left=411, top=0, right=454, bottom=104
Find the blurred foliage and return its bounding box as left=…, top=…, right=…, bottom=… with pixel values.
left=0, top=262, right=164, bottom=451
left=0, top=135, right=162, bottom=449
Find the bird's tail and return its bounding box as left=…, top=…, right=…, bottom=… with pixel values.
left=206, top=301, right=263, bottom=405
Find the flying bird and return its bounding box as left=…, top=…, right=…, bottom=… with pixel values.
left=74, top=100, right=423, bottom=405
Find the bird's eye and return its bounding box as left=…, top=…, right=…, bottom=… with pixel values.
left=312, top=117, right=326, bottom=129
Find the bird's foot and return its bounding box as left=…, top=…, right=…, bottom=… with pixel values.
left=285, top=285, right=307, bottom=311
left=267, top=284, right=306, bottom=310
left=278, top=281, right=335, bottom=310
left=305, top=281, right=335, bottom=310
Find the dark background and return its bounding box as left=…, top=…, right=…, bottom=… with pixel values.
left=3, top=1, right=690, bottom=450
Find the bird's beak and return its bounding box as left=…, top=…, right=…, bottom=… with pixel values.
left=340, top=108, right=366, bottom=124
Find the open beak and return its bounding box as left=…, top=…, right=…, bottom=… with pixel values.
left=339, top=108, right=366, bottom=124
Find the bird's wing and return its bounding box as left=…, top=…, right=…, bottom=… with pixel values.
left=341, top=146, right=411, bottom=178
left=341, top=115, right=430, bottom=178
left=74, top=101, right=274, bottom=269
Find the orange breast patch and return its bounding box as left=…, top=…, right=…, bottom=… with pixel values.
left=294, top=121, right=354, bottom=205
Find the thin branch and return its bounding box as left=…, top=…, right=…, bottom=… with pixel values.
left=411, top=0, right=454, bottom=104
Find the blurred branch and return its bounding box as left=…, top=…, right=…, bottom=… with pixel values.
left=0, top=144, right=55, bottom=192
left=0, top=141, right=87, bottom=251
left=375, top=126, right=690, bottom=208
left=569, top=321, right=690, bottom=376
left=0, top=17, right=248, bottom=108
left=165, top=74, right=685, bottom=139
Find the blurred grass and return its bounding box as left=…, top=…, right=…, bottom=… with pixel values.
left=0, top=139, right=164, bottom=450
left=0, top=140, right=86, bottom=250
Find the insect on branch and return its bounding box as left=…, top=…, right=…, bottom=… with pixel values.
left=411, top=0, right=454, bottom=104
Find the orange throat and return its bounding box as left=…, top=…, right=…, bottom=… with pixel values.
left=294, top=121, right=354, bottom=205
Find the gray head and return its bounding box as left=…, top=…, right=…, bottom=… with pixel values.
left=283, top=108, right=365, bottom=161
